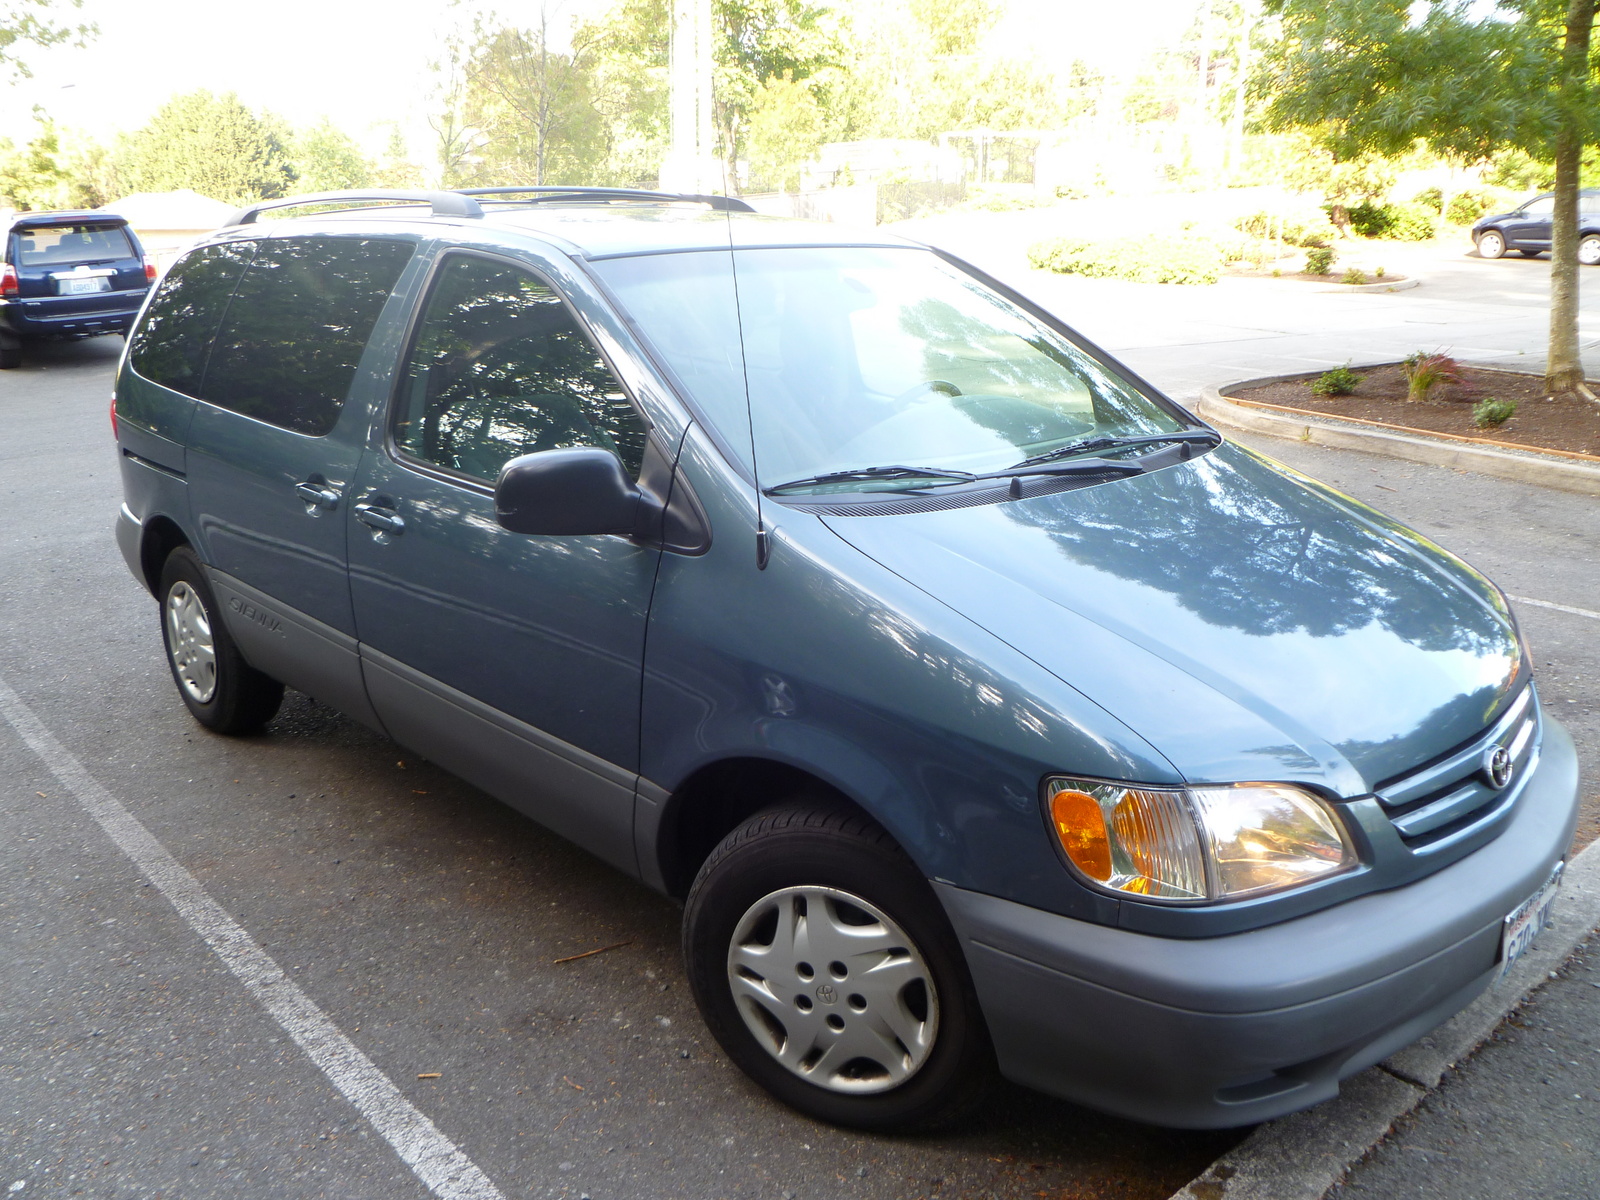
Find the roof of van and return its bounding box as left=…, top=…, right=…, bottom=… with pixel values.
left=478, top=204, right=913, bottom=260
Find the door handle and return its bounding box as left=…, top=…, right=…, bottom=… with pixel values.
left=294, top=480, right=341, bottom=510
left=354, top=502, right=405, bottom=535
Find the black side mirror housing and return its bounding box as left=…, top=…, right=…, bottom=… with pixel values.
left=494, top=447, right=658, bottom=536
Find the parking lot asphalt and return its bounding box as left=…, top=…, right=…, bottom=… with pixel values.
left=3, top=245, right=1597, bottom=1200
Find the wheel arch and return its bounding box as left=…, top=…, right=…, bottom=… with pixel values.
left=138, top=514, right=192, bottom=596
left=650, top=756, right=887, bottom=899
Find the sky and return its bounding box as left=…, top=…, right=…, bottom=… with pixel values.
left=0, top=0, right=1202, bottom=150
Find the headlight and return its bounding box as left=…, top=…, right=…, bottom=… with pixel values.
left=1045, top=776, right=1356, bottom=903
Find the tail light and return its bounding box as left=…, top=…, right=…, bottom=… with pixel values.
left=143, top=255, right=158, bottom=282
left=1, top=262, right=17, bottom=296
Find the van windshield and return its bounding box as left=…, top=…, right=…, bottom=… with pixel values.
left=594, top=245, right=1191, bottom=493
left=15, top=223, right=135, bottom=266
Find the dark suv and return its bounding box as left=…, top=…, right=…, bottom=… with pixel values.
left=113, top=188, right=1576, bottom=1133
left=1472, top=188, right=1600, bottom=263
left=1, top=210, right=155, bottom=368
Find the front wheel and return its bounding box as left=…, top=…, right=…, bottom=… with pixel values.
left=683, top=803, right=996, bottom=1132
left=1580, top=234, right=1600, bottom=266
left=1476, top=230, right=1506, bottom=260
left=158, top=546, right=283, bottom=734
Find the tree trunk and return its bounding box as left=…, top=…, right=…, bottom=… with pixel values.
left=1546, top=0, right=1598, bottom=399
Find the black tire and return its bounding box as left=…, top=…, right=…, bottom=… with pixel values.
left=1476, top=230, right=1507, bottom=259
left=683, top=802, right=997, bottom=1132
left=158, top=546, right=283, bottom=734
left=0, top=344, right=19, bottom=370
left=1518, top=248, right=1541, bottom=258
left=1580, top=234, right=1600, bottom=266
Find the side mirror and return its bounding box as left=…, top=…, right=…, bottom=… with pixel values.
left=494, top=446, right=656, bottom=536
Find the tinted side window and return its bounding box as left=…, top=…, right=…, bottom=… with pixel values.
left=1523, top=197, right=1555, bottom=218
left=393, top=254, right=647, bottom=481
left=202, top=237, right=414, bottom=436
left=128, top=242, right=255, bottom=396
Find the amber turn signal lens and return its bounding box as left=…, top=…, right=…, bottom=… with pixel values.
left=1050, top=788, right=1112, bottom=881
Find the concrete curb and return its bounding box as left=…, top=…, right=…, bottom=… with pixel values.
left=1197, top=381, right=1600, bottom=498
left=1166, top=837, right=1600, bottom=1200
left=1312, top=277, right=1421, bottom=294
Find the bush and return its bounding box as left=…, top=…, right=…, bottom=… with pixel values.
left=1027, top=234, right=1225, bottom=285
left=1305, top=245, right=1335, bottom=275
left=1473, top=398, right=1517, bottom=428
left=1403, top=351, right=1463, bottom=401
left=1234, top=208, right=1337, bottom=248
left=1311, top=364, right=1361, bottom=396
left=1447, top=189, right=1504, bottom=224
left=1345, top=200, right=1438, bottom=241
left=1342, top=266, right=1367, bottom=285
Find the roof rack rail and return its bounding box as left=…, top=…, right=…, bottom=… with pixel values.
left=227, top=190, right=485, bottom=226
left=456, top=186, right=755, bottom=213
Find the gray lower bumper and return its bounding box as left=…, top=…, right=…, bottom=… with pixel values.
left=115, top=503, right=146, bottom=594
left=939, top=719, right=1581, bottom=1128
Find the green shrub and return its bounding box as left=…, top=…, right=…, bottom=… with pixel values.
left=1446, top=189, right=1503, bottom=224
left=1027, top=234, right=1225, bottom=285
left=1472, top=398, right=1517, bottom=428
left=1403, top=351, right=1463, bottom=401
left=1305, top=245, right=1335, bottom=275
left=1347, top=200, right=1438, bottom=241
left=1413, top=187, right=1444, bottom=214
left=1311, top=364, right=1361, bottom=396
left=1342, top=267, right=1367, bottom=285
left=1234, top=208, right=1337, bottom=248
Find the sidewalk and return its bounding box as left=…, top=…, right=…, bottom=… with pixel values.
left=894, top=220, right=1600, bottom=1200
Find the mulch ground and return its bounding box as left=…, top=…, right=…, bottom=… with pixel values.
left=1228, top=363, right=1600, bottom=458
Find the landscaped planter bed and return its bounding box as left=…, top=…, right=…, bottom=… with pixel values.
left=1225, top=363, right=1600, bottom=460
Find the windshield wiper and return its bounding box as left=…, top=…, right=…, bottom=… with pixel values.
left=1008, top=429, right=1222, bottom=471
left=765, top=464, right=978, bottom=494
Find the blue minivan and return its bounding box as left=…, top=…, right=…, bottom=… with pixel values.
left=113, top=188, right=1579, bottom=1132
left=2, top=210, right=155, bottom=368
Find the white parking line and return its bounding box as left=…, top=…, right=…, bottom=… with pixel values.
left=1508, top=595, right=1600, bottom=622
left=0, top=678, right=505, bottom=1200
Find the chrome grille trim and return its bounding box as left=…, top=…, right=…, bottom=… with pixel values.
left=1376, top=685, right=1538, bottom=849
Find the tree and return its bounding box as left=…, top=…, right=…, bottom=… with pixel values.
left=290, top=119, right=372, bottom=193
left=115, top=91, right=294, bottom=204
left=456, top=8, right=608, bottom=186
left=1259, top=0, right=1600, bottom=400
left=0, top=110, right=64, bottom=208
left=2, top=0, right=93, bottom=80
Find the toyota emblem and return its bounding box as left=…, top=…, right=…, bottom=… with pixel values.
left=1483, top=745, right=1514, bottom=790
left=815, top=984, right=838, bottom=1005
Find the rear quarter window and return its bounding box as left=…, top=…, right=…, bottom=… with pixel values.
left=129, top=242, right=256, bottom=396
left=200, top=236, right=415, bottom=436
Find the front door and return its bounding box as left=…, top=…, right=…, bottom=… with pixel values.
left=1504, top=196, right=1555, bottom=251
left=347, top=250, right=661, bottom=872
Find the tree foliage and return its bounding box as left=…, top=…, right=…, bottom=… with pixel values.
left=115, top=91, right=294, bottom=204
left=0, top=110, right=63, bottom=208
left=290, top=119, right=372, bottom=193
left=1, top=0, right=93, bottom=80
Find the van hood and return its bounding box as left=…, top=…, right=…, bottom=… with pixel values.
left=820, top=443, right=1524, bottom=795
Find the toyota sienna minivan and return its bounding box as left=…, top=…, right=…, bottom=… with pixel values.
left=112, top=187, right=1579, bottom=1132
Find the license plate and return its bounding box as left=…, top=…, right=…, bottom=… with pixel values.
left=1500, top=861, right=1563, bottom=976
left=59, top=276, right=111, bottom=295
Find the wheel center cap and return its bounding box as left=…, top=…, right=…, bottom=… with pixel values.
left=814, top=983, right=837, bottom=1005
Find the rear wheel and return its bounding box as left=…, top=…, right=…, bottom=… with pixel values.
left=1476, top=230, right=1507, bottom=259
left=683, top=802, right=996, bottom=1132
left=0, top=337, right=19, bottom=370
left=1518, top=248, right=1541, bottom=258
left=1580, top=234, right=1600, bottom=266
left=158, top=546, right=283, bottom=734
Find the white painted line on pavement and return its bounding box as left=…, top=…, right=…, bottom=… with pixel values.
left=1508, top=594, right=1600, bottom=622
left=0, top=678, right=505, bottom=1200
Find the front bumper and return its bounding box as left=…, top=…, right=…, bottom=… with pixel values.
left=939, top=718, right=1581, bottom=1128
